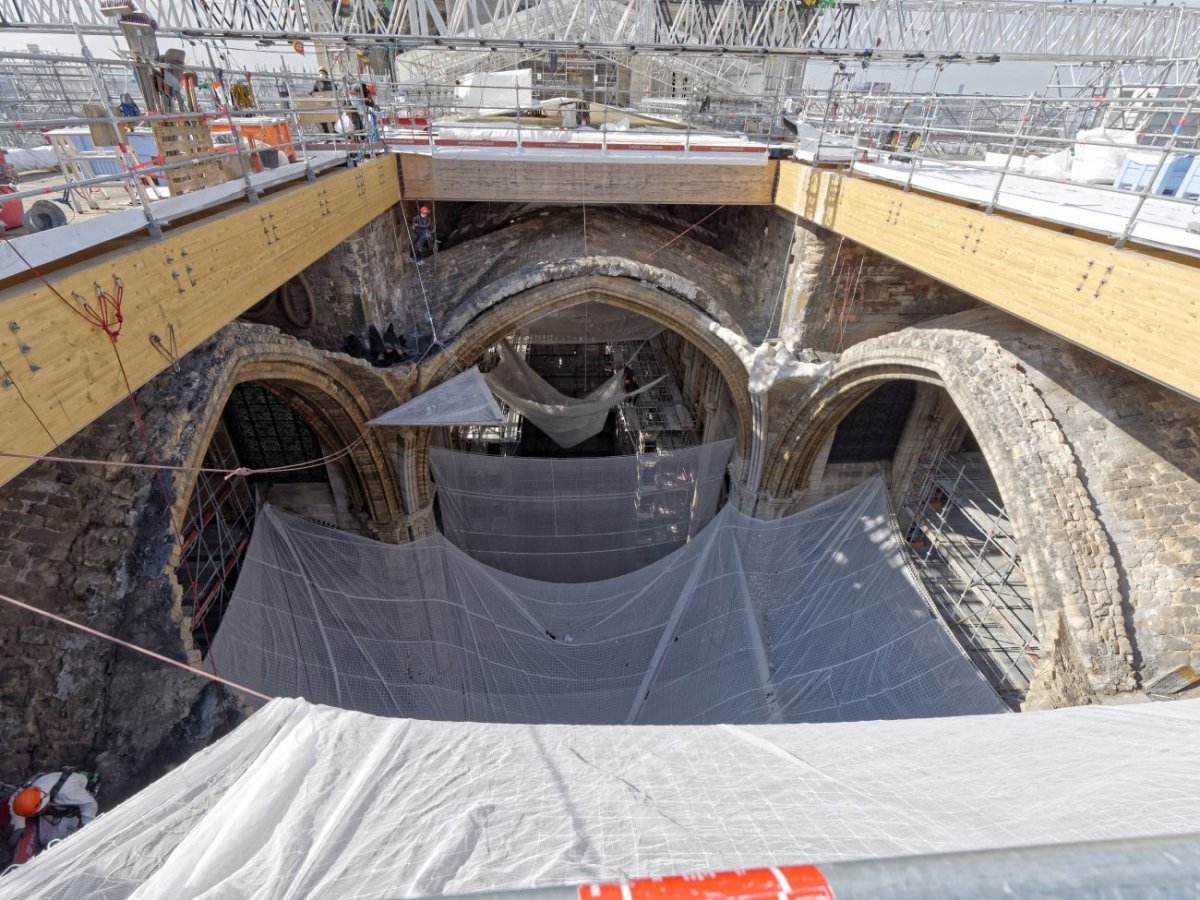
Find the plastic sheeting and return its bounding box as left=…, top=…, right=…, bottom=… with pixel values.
left=7, top=696, right=1200, bottom=899
left=431, top=441, right=733, bottom=581
left=368, top=367, right=505, bottom=427
left=484, top=339, right=664, bottom=448
left=206, top=476, right=1004, bottom=725
left=518, top=301, right=664, bottom=343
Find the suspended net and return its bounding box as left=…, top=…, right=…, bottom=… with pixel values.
left=431, top=441, right=733, bottom=581
left=6, top=696, right=1200, bottom=899
left=484, top=339, right=664, bottom=448
left=516, top=300, right=664, bottom=343
left=205, top=476, right=1004, bottom=725
left=368, top=367, right=505, bottom=427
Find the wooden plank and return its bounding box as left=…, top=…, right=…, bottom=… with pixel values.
left=0, top=155, right=401, bottom=488
left=399, top=153, right=777, bottom=205
left=774, top=161, right=1200, bottom=401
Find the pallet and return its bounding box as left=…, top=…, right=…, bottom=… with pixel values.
left=151, top=116, right=225, bottom=196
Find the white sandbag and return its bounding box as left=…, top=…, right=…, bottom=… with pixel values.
left=984, top=151, right=1029, bottom=174
left=1071, top=127, right=1140, bottom=185
left=1026, top=148, right=1072, bottom=179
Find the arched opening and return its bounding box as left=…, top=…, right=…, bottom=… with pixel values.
left=412, top=293, right=746, bottom=582
left=441, top=301, right=739, bottom=458
left=773, top=377, right=1038, bottom=709
left=177, top=367, right=399, bottom=655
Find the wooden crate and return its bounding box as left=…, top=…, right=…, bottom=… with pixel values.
left=151, top=116, right=225, bottom=196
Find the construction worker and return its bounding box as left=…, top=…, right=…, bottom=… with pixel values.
left=311, top=67, right=336, bottom=134
left=411, top=205, right=436, bottom=259
left=8, top=769, right=97, bottom=851
left=312, top=66, right=334, bottom=93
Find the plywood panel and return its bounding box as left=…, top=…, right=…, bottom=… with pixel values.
left=0, top=156, right=401, bottom=488
left=399, top=154, right=777, bottom=205
left=775, top=161, right=1200, bottom=401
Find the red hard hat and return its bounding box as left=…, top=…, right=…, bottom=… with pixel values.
left=11, top=787, right=45, bottom=818
left=419, top=206, right=430, bottom=214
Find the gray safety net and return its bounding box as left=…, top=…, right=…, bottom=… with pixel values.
left=207, top=476, right=1005, bottom=725
left=484, top=339, right=664, bottom=448
left=431, top=441, right=733, bottom=581
left=368, top=367, right=505, bottom=427
left=517, top=300, right=665, bottom=343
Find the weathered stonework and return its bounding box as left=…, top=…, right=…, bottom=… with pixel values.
left=776, top=225, right=979, bottom=351
left=0, top=324, right=408, bottom=803
left=397, top=206, right=775, bottom=342
left=4, top=192, right=1200, bottom=812
left=240, top=209, right=408, bottom=352
left=762, top=309, right=1149, bottom=705
left=961, top=314, right=1200, bottom=687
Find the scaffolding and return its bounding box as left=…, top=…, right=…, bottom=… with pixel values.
left=897, top=447, right=1038, bottom=709
left=616, top=338, right=698, bottom=454
left=178, top=420, right=257, bottom=654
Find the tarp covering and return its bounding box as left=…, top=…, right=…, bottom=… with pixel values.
left=430, top=441, right=733, bottom=580
left=206, top=476, right=1004, bottom=724
left=5, top=696, right=1200, bottom=899
left=484, top=339, right=664, bottom=448
left=368, top=367, right=505, bottom=427
left=517, top=301, right=664, bottom=343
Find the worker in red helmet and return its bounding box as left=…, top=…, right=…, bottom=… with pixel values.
left=7, top=769, right=97, bottom=850
left=411, top=204, right=436, bottom=260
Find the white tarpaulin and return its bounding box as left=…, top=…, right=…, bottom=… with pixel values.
left=484, top=339, right=664, bottom=448
left=368, top=368, right=505, bottom=427
left=205, top=476, right=1004, bottom=724
left=430, top=441, right=733, bottom=581
left=5, top=696, right=1200, bottom=899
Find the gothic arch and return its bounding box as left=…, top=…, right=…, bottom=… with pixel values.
left=760, top=326, right=1137, bottom=707
left=176, top=343, right=403, bottom=535
left=411, top=270, right=756, bottom=509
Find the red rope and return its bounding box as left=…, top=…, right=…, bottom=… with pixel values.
left=644, top=206, right=725, bottom=260
left=0, top=231, right=232, bottom=703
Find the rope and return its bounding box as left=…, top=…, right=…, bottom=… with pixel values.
left=0, top=434, right=367, bottom=478
left=0, top=589, right=272, bottom=702
left=644, top=205, right=724, bottom=260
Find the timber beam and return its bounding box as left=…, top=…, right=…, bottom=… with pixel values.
left=398, top=154, right=778, bottom=205
left=774, top=161, right=1200, bottom=402
left=0, top=156, right=401, bottom=489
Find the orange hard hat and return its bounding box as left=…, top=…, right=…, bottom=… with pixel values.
left=419, top=206, right=430, bottom=214
left=11, top=787, right=45, bottom=818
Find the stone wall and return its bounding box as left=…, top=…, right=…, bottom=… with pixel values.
left=776, top=227, right=979, bottom=351
left=0, top=324, right=407, bottom=805
left=758, top=308, right=1200, bottom=705
left=967, top=314, right=1200, bottom=689
left=395, top=205, right=773, bottom=342
left=239, top=209, right=409, bottom=353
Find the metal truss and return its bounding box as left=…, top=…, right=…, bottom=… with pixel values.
left=6, top=0, right=1198, bottom=64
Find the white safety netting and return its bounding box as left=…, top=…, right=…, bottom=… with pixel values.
left=205, top=476, right=1004, bottom=725
left=431, top=441, right=733, bottom=581
left=6, top=696, right=1200, bottom=899
left=368, top=367, right=505, bottom=427
left=517, top=301, right=664, bottom=343
left=484, top=339, right=664, bottom=447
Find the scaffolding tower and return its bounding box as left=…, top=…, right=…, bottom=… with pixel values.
left=897, top=447, right=1039, bottom=709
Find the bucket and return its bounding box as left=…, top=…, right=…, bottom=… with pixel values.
left=0, top=185, right=24, bottom=231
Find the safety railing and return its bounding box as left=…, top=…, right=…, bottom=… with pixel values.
left=0, top=42, right=402, bottom=248
left=0, top=40, right=799, bottom=252
left=786, top=84, right=1200, bottom=254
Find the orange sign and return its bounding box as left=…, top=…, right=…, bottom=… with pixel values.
left=580, top=866, right=832, bottom=900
